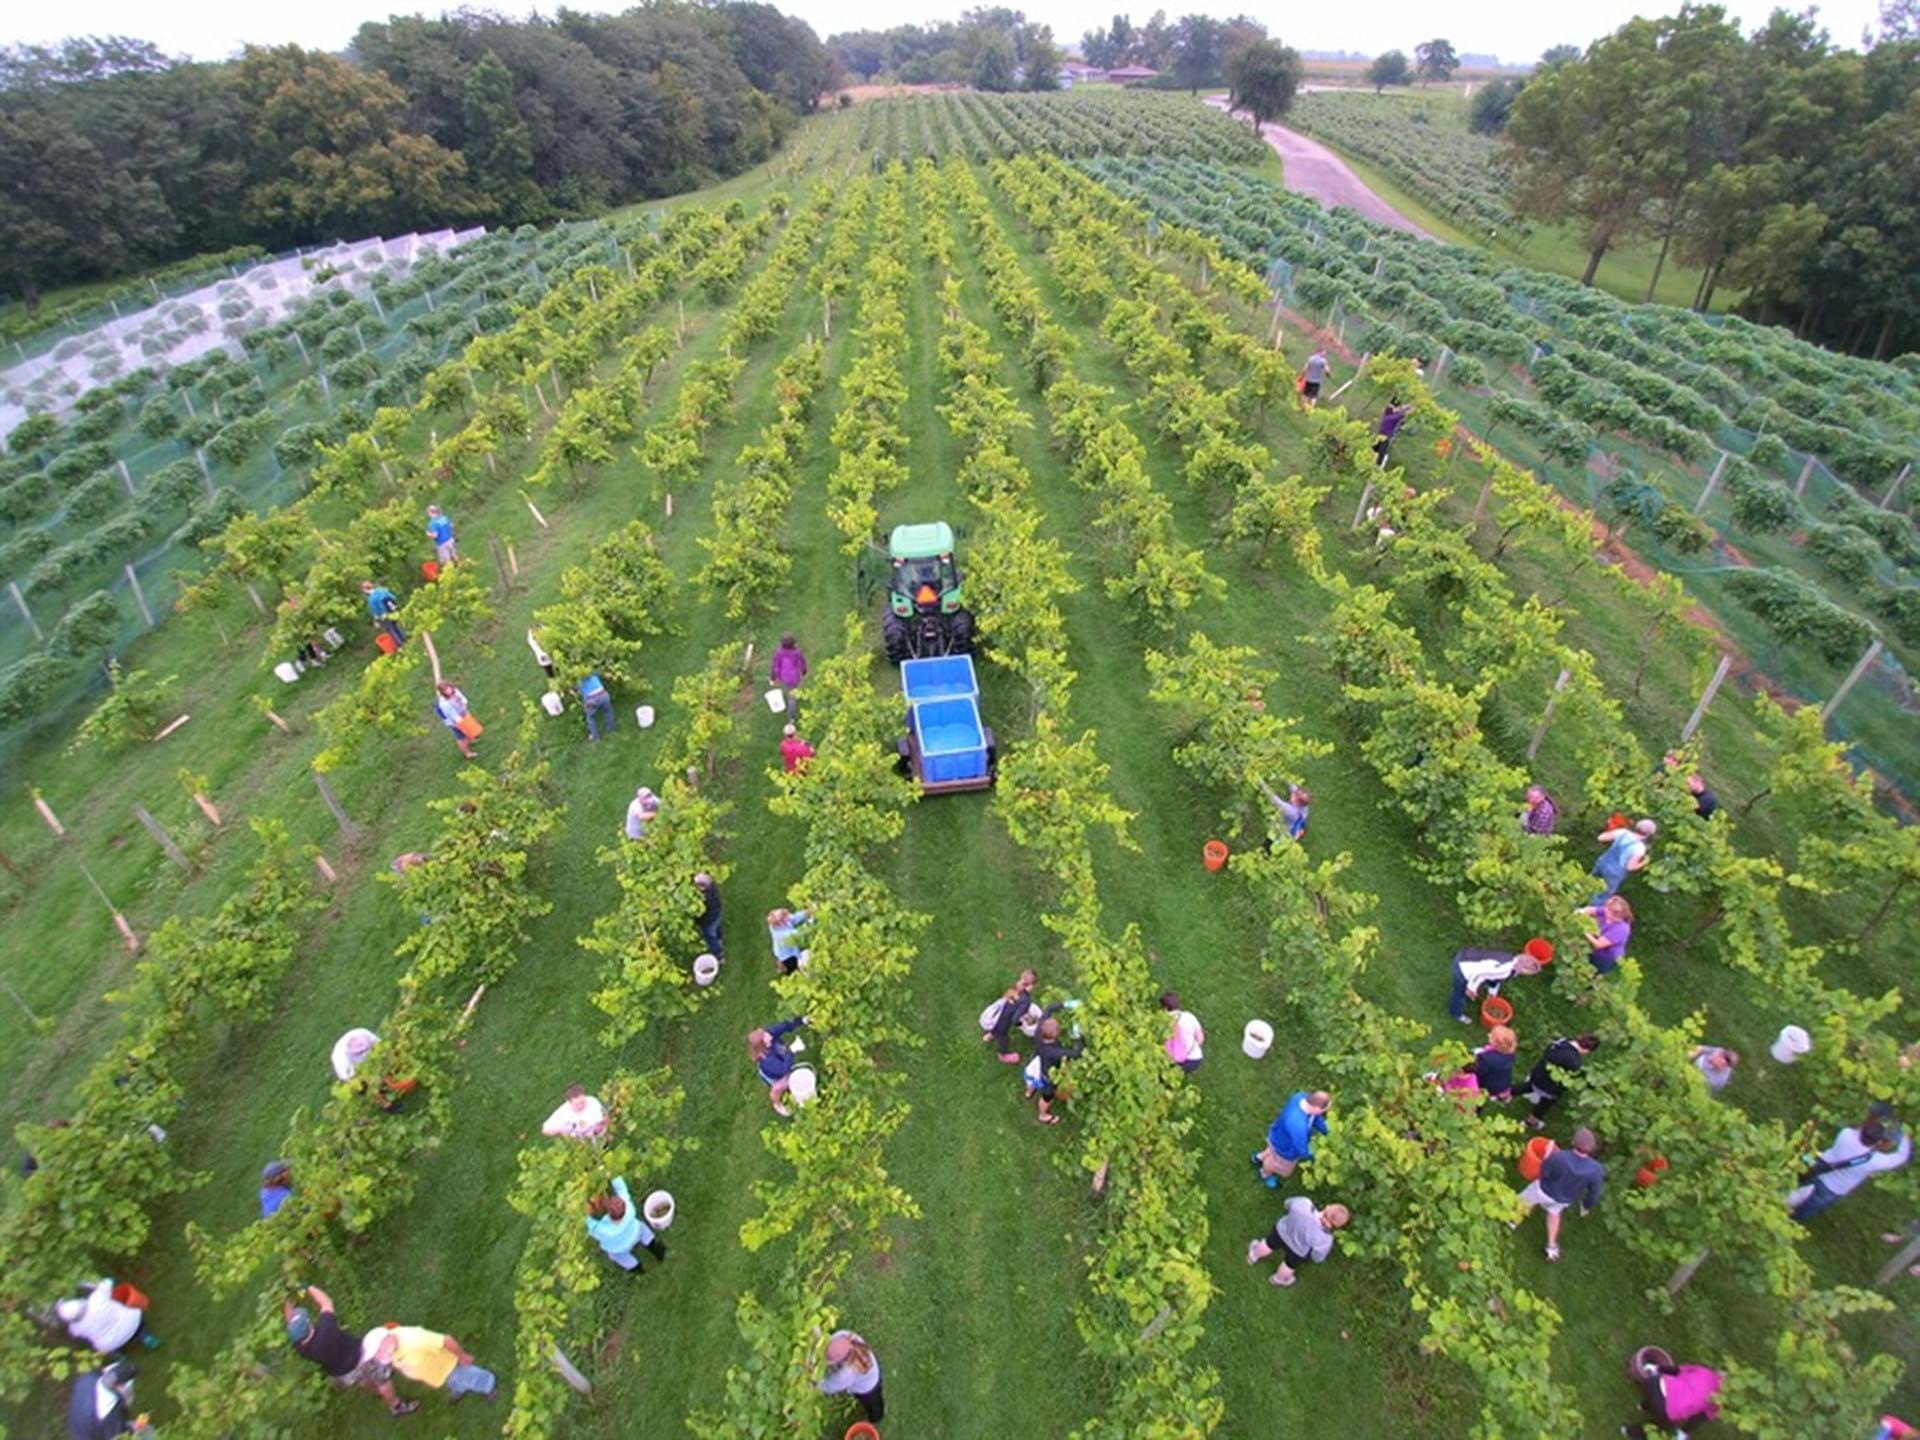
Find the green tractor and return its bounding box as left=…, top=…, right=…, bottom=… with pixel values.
left=881, top=522, right=975, bottom=663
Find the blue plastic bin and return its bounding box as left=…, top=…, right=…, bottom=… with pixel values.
left=912, top=696, right=988, bottom=782
left=901, top=655, right=979, bottom=703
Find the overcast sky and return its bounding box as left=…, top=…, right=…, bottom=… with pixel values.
left=4, top=0, right=1886, bottom=68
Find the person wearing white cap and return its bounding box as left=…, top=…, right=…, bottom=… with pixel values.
left=624, top=787, right=660, bottom=841
left=331, top=1028, right=379, bottom=1082
left=55, top=1280, right=145, bottom=1354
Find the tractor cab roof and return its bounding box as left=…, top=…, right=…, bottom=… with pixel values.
left=889, top=522, right=955, bottom=561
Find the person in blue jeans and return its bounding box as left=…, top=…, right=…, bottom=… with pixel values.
left=693, top=872, right=723, bottom=958
left=579, top=672, right=613, bottom=739
left=360, top=581, right=404, bottom=646
left=1254, top=1089, right=1331, bottom=1187
left=1446, top=941, right=1548, bottom=1022
left=1789, top=1105, right=1911, bottom=1222
left=1590, top=818, right=1656, bottom=902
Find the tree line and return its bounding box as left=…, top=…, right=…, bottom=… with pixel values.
left=829, top=9, right=1279, bottom=95
left=1496, top=3, right=1919, bottom=357
left=0, top=5, right=837, bottom=305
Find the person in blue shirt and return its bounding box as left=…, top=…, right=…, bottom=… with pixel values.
left=1253, top=1089, right=1331, bottom=1188
left=425, top=505, right=458, bottom=566
left=765, top=908, right=812, bottom=974
left=259, top=1160, right=292, bottom=1218
left=360, top=581, right=404, bottom=647
left=586, top=1176, right=668, bottom=1273
left=579, top=672, right=613, bottom=740
left=749, top=1016, right=810, bottom=1116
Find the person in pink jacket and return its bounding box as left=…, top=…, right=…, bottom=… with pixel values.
left=770, top=634, right=807, bottom=719
left=1623, top=1351, right=1722, bottom=1437
left=1162, top=991, right=1205, bottom=1074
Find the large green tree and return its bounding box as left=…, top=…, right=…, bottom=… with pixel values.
left=1366, top=50, right=1412, bottom=92
left=1173, top=15, right=1222, bottom=92
left=1415, top=38, right=1459, bottom=83
left=1228, top=38, right=1303, bottom=130
left=461, top=51, right=544, bottom=223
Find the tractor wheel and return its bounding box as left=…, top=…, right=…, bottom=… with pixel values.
left=949, top=608, right=976, bottom=654
left=882, top=614, right=910, bottom=664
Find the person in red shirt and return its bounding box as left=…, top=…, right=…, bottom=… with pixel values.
left=779, top=724, right=815, bottom=774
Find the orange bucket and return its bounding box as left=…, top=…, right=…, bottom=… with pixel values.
left=846, top=1426, right=881, bottom=1440
left=421, top=560, right=440, bottom=582
left=1519, top=1136, right=1554, bottom=1181
left=111, top=1283, right=150, bottom=1310
left=1480, top=995, right=1513, bottom=1028
left=1202, top=839, right=1229, bottom=872
left=374, top=631, right=398, bottom=655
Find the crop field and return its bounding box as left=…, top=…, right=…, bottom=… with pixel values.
left=1, top=93, right=1918, bottom=1440
left=1092, top=154, right=1920, bottom=798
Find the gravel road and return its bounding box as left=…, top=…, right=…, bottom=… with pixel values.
left=1205, top=97, right=1438, bottom=242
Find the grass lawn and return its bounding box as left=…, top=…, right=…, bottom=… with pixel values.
left=1, top=113, right=1915, bottom=1440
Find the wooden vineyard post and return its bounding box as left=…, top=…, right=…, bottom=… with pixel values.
left=312, top=770, right=362, bottom=843
left=262, top=705, right=292, bottom=735
left=1351, top=478, right=1377, bottom=532
left=525, top=497, right=550, bottom=529
left=422, top=631, right=444, bottom=687
left=1692, top=450, right=1730, bottom=514
left=1471, top=468, right=1497, bottom=528
left=132, top=803, right=192, bottom=871
left=1526, top=669, right=1573, bottom=762
left=190, top=791, right=222, bottom=827
left=1880, top=462, right=1910, bottom=511
left=1821, top=640, right=1885, bottom=731
left=124, top=565, right=155, bottom=629
left=32, top=792, right=65, bottom=837
left=1666, top=1247, right=1711, bottom=1297
left=314, top=853, right=338, bottom=885
left=78, top=863, right=139, bottom=953
left=1794, top=454, right=1816, bottom=499
left=1876, top=1225, right=1920, bottom=1287
left=551, top=1345, right=592, bottom=1396
left=489, top=537, right=510, bottom=598
left=9, top=582, right=43, bottom=643
left=1680, top=654, right=1734, bottom=743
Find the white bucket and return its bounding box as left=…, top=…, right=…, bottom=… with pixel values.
left=795, top=948, right=811, bottom=970
left=1770, top=1025, right=1812, bottom=1064
left=643, top=1190, right=675, bottom=1230
left=788, top=1066, right=818, bottom=1106
left=636, top=705, right=656, bottom=728
left=763, top=688, right=787, bottom=714
left=1243, top=1019, right=1274, bottom=1060
left=1018, top=1004, right=1043, bottom=1038
left=322, top=627, right=345, bottom=648
left=540, top=690, right=564, bottom=717
left=273, top=661, right=300, bottom=684
left=692, top=953, right=720, bottom=986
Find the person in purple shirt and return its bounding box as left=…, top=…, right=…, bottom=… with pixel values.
left=1373, top=400, right=1410, bottom=468
left=770, top=633, right=807, bottom=720
left=1579, top=895, right=1634, bottom=973
left=1520, top=784, right=1557, bottom=836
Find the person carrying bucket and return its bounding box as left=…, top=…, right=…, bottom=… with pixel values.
left=1447, top=940, right=1550, bottom=1023
left=1513, top=1126, right=1605, bottom=1262
left=749, top=1016, right=810, bottom=1116
left=817, top=1330, right=883, bottom=1425
left=361, top=580, right=404, bottom=648
left=434, top=682, right=479, bottom=760
left=425, top=505, right=458, bottom=566
left=586, top=1176, right=668, bottom=1273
